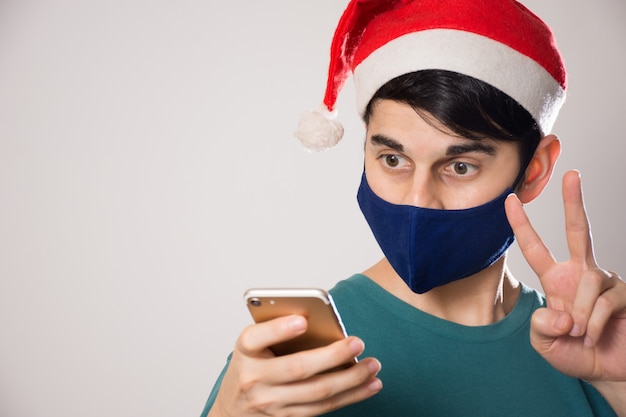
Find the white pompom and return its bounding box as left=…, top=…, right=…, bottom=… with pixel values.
left=294, top=107, right=344, bottom=152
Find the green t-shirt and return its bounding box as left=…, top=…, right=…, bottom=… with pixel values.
left=200, top=274, right=617, bottom=416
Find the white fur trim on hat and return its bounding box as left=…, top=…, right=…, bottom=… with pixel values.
left=353, top=29, right=566, bottom=135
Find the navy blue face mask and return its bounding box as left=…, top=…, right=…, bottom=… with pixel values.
left=357, top=172, right=516, bottom=294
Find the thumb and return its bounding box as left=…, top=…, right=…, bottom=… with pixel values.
left=529, top=308, right=573, bottom=353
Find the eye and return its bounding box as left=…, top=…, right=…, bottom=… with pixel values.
left=454, top=162, right=469, bottom=174
left=385, top=155, right=399, bottom=167
left=448, top=161, right=478, bottom=176
left=380, top=154, right=408, bottom=169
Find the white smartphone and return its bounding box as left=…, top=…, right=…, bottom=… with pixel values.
left=244, top=288, right=357, bottom=368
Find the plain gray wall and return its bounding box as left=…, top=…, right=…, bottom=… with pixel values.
left=0, top=1, right=624, bottom=416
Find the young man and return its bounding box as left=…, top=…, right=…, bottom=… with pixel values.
left=201, top=0, right=626, bottom=415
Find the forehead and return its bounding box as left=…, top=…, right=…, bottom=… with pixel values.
left=367, top=99, right=521, bottom=148
left=366, top=100, right=461, bottom=144
left=367, top=99, right=456, bottom=137
left=365, top=99, right=520, bottom=157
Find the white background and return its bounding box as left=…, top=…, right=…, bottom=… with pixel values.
left=0, top=1, right=624, bottom=416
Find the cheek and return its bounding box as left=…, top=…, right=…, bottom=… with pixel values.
left=363, top=165, right=403, bottom=204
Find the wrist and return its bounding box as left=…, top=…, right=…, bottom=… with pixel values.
left=590, top=380, right=626, bottom=417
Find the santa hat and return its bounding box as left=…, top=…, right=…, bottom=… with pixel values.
left=294, top=0, right=567, bottom=151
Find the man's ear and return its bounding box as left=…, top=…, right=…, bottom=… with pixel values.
left=517, top=134, right=561, bottom=204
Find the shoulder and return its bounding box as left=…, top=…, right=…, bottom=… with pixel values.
left=518, top=281, right=547, bottom=309
left=329, top=274, right=372, bottom=298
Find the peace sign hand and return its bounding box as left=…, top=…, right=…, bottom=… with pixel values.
left=505, top=170, right=626, bottom=386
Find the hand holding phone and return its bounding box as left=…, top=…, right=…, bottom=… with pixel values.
left=244, top=288, right=357, bottom=368
left=207, top=290, right=380, bottom=416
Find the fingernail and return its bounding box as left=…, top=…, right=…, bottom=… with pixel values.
left=368, top=379, right=383, bottom=392
left=569, top=324, right=581, bottom=337
left=584, top=336, right=594, bottom=348
left=349, top=338, right=365, bottom=355
left=367, top=359, right=381, bottom=374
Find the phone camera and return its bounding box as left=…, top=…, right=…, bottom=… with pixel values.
left=250, top=298, right=261, bottom=307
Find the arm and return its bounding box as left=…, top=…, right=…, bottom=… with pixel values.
left=592, top=381, right=626, bottom=417
left=506, top=170, right=626, bottom=417
left=205, top=314, right=382, bottom=417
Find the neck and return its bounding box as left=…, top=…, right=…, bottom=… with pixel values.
left=363, top=255, right=520, bottom=326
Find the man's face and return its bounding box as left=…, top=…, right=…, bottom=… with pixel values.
left=364, top=99, right=521, bottom=210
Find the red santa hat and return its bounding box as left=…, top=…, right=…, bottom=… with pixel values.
left=295, top=0, right=567, bottom=151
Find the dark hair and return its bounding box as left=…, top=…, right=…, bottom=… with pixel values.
left=363, top=70, right=541, bottom=189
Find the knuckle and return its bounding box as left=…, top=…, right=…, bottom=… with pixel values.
left=238, top=378, right=277, bottom=415
left=317, top=395, right=342, bottom=415
left=595, top=293, right=614, bottom=313
left=249, top=398, right=274, bottom=415
left=238, top=372, right=261, bottom=395
left=247, top=397, right=275, bottom=416
left=530, top=308, right=548, bottom=328
left=238, top=325, right=260, bottom=353
left=312, top=380, right=335, bottom=401
left=583, top=270, right=604, bottom=289
left=285, top=356, right=309, bottom=380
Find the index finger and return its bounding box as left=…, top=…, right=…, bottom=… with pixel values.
left=562, top=170, right=595, bottom=267
left=505, top=193, right=557, bottom=277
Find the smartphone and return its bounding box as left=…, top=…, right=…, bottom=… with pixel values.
left=244, top=288, right=357, bottom=368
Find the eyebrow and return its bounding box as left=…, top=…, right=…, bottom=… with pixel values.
left=370, top=134, right=404, bottom=152
left=370, top=133, right=496, bottom=156
left=446, top=142, right=496, bottom=156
